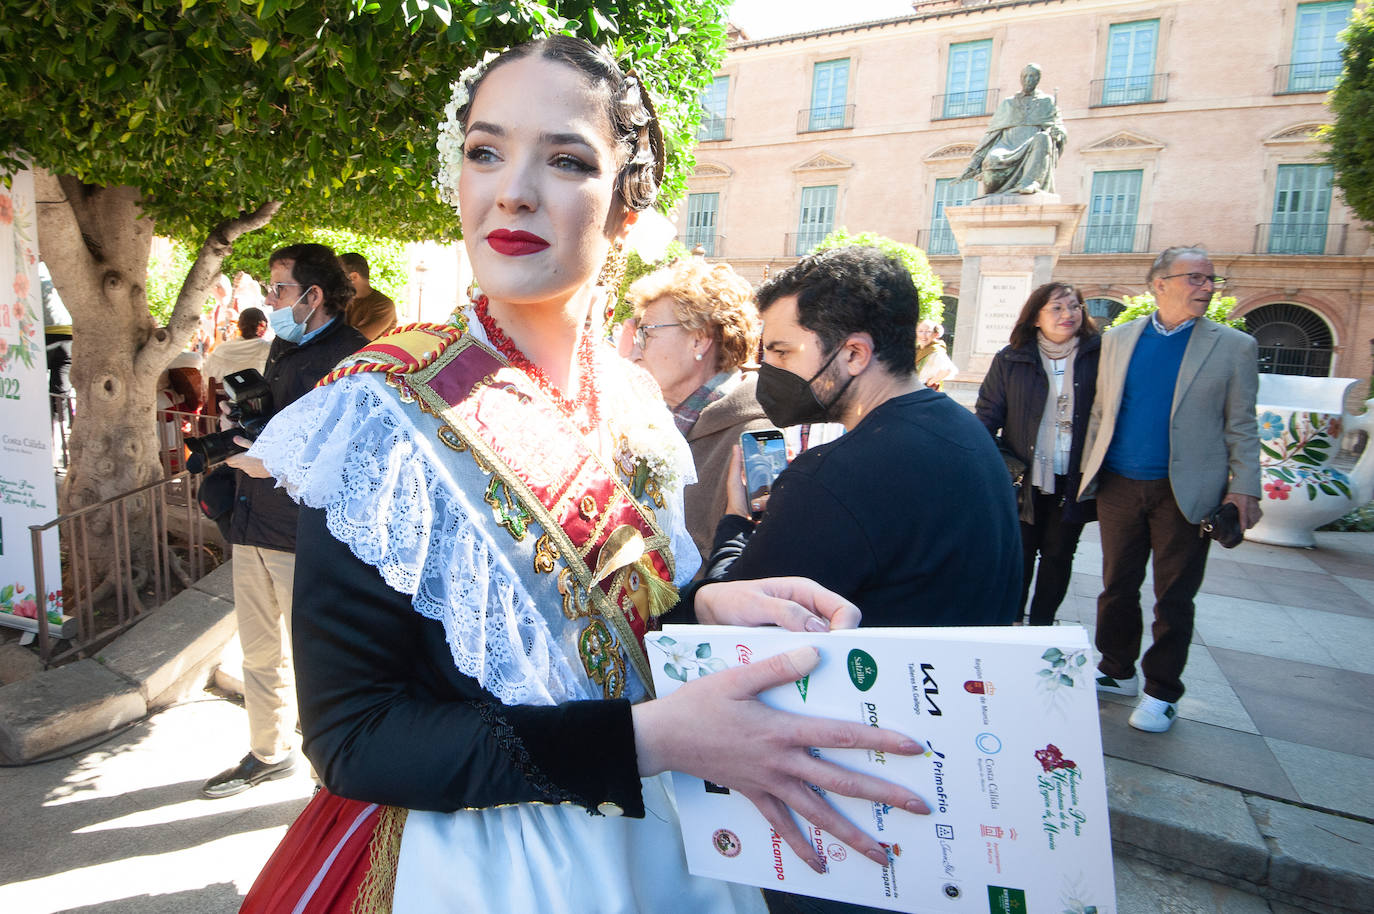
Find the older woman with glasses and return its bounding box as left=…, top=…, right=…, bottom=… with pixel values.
left=627, top=259, right=772, bottom=560
left=975, top=282, right=1101, bottom=625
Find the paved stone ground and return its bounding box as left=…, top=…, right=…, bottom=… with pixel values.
left=1, top=528, right=1370, bottom=912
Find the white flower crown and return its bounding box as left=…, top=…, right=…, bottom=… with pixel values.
left=434, top=52, right=501, bottom=217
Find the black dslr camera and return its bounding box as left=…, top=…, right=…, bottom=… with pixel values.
left=185, top=369, right=274, bottom=474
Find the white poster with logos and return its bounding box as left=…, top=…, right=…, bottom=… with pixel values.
left=972, top=272, right=1032, bottom=356
left=650, top=624, right=1115, bottom=914
left=0, top=169, right=64, bottom=636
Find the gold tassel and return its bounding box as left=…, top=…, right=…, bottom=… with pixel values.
left=351, top=806, right=408, bottom=914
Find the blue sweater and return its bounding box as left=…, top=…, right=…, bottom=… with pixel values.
left=1103, top=321, right=1193, bottom=480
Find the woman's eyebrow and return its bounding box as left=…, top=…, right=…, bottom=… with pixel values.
left=540, top=130, right=596, bottom=150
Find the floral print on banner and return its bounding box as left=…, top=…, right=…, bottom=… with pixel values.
left=0, top=185, right=42, bottom=373
left=1258, top=409, right=1352, bottom=502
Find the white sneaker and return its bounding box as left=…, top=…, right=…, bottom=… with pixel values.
left=1129, top=695, right=1178, bottom=732
left=1096, top=673, right=1138, bottom=696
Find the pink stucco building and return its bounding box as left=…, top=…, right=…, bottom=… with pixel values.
left=676, top=0, right=1373, bottom=384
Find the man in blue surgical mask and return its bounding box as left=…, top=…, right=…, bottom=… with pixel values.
left=201, top=243, right=368, bottom=800
left=692, top=247, right=1021, bottom=677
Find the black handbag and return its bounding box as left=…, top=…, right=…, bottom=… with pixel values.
left=995, top=438, right=1028, bottom=490
left=1200, top=502, right=1243, bottom=549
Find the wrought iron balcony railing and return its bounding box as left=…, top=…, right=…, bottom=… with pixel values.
left=1089, top=73, right=1168, bottom=107
left=1274, top=61, right=1343, bottom=94
left=676, top=233, right=725, bottom=257
left=1253, top=222, right=1348, bottom=256
left=916, top=226, right=959, bottom=256
left=696, top=116, right=734, bottom=142
left=797, top=104, right=855, bottom=133
left=931, top=88, right=1000, bottom=120
left=1071, top=222, right=1153, bottom=254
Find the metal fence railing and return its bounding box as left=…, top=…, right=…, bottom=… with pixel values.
left=796, top=104, right=855, bottom=133
left=930, top=88, right=999, bottom=120
left=675, top=234, right=726, bottom=257
left=1257, top=345, right=1333, bottom=378
left=1273, top=61, right=1343, bottom=94
left=1089, top=73, right=1168, bottom=107
left=28, top=469, right=219, bottom=666
left=696, top=116, right=734, bottom=142
left=1253, top=222, right=1348, bottom=256
left=785, top=231, right=831, bottom=257
left=1071, top=223, right=1153, bottom=254
left=916, top=227, right=959, bottom=256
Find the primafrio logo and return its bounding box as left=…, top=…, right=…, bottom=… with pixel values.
left=847, top=648, right=878, bottom=691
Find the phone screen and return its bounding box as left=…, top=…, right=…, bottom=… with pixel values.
left=741, top=429, right=788, bottom=503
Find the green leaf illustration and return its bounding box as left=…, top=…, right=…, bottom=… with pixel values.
left=657, top=636, right=677, bottom=647
left=1059, top=674, right=1075, bottom=687
left=0, top=585, right=12, bottom=602
left=695, top=643, right=712, bottom=659
left=1306, top=484, right=1320, bottom=501
left=1260, top=442, right=1283, bottom=461
left=1042, top=648, right=1063, bottom=662
left=1333, top=478, right=1352, bottom=497
left=703, top=657, right=728, bottom=673
left=1037, top=668, right=1054, bottom=678
left=666, top=662, right=687, bottom=682
left=1076, top=653, right=1087, bottom=666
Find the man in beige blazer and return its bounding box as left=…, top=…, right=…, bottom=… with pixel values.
left=1078, top=246, right=1261, bottom=733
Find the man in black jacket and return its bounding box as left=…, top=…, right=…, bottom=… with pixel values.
left=201, top=244, right=368, bottom=799
left=699, top=246, right=1021, bottom=629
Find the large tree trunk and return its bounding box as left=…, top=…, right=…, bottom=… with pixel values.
left=32, top=170, right=279, bottom=583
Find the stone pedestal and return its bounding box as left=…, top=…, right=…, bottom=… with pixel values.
left=945, top=196, right=1085, bottom=385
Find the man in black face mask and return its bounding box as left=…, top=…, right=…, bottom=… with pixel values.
left=696, top=246, right=1021, bottom=636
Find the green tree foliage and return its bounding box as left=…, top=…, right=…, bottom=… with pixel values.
left=0, top=0, right=731, bottom=528
left=1322, top=4, right=1374, bottom=224
left=1108, top=293, right=1245, bottom=330
left=609, top=240, right=690, bottom=325
left=222, top=229, right=410, bottom=298
left=0, top=0, right=731, bottom=241
left=812, top=229, right=945, bottom=323
left=146, top=240, right=196, bottom=325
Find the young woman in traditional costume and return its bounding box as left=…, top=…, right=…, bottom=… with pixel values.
left=239, top=38, right=930, bottom=913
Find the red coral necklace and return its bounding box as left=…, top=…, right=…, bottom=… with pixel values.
left=473, top=295, right=600, bottom=431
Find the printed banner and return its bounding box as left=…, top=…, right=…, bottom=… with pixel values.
left=649, top=624, right=1115, bottom=914
left=0, top=169, right=63, bottom=634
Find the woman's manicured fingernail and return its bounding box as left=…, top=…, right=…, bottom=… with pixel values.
left=905, top=798, right=931, bottom=814
left=897, top=739, right=922, bottom=753
left=804, top=616, right=828, bottom=633
left=866, top=847, right=889, bottom=866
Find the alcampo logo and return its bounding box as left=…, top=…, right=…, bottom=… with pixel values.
left=847, top=649, right=878, bottom=691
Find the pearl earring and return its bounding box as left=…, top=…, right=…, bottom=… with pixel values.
left=694, top=352, right=703, bottom=361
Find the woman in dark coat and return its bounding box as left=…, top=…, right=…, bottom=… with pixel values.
left=975, top=282, right=1100, bottom=625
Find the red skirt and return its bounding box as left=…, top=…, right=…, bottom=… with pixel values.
left=241, top=788, right=382, bottom=913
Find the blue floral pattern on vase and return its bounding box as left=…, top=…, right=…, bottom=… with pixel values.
left=1259, top=410, right=1351, bottom=502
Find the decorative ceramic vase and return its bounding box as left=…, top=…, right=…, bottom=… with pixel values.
left=1246, top=375, right=1374, bottom=548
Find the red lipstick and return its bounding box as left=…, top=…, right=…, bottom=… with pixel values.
left=487, top=229, right=549, bottom=256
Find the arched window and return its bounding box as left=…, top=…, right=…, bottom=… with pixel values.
left=1244, top=303, right=1333, bottom=376
left=1085, top=297, right=1124, bottom=327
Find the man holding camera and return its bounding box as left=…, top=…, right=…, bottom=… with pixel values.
left=201, top=244, right=367, bottom=799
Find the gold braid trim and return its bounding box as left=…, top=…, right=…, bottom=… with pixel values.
left=351, top=805, right=409, bottom=914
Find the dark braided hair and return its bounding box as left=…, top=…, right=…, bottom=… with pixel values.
left=457, top=37, right=665, bottom=212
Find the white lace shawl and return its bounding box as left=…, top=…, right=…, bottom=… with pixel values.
left=249, top=341, right=699, bottom=707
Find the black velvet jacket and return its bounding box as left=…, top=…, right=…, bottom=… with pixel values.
left=291, top=506, right=647, bottom=817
